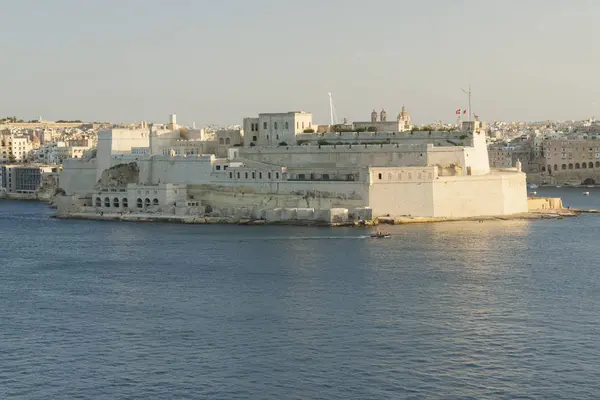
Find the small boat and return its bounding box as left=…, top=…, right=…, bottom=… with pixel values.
left=556, top=185, right=562, bottom=188
left=583, top=192, right=590, bottom=196
left=371, top=232, right=391, bottom=238
left=528, top=184, right=539, bottom=189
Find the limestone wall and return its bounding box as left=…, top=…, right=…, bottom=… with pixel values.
left=187, top=181, right=368, bottom=217
left=240, top=144, right=429, bottom=167
left=528, top=197, right=564, bottom=211
left=59, top=158, right=98, bottom=195
left=431, top=173, right=527, bottom=218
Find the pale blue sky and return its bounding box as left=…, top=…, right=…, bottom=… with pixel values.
left=1, top=0, right=598, bottom=126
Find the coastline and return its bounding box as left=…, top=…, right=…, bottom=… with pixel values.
left=53, top=209, right=579, bottom=227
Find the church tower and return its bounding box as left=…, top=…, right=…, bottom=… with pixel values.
left=371, top=109, right=378, bottom=122
left=380, top=109, right=387, bottom=122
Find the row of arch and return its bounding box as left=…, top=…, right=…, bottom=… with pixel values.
left=95, top=197, right=159, bottom=208
left=543, top=161, right=600, bottom=173
left=218, top=138, right=232, bottom=145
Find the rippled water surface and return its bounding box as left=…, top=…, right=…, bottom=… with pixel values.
left=1, top=197, right=600, bottom=399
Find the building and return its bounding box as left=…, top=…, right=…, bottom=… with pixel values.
left=0, top=134, right=32, bottom=163
left=57, top=109, right=528, bottom=222
left=243, top=112, right=313, bottom=147
left=0, top=165, right=55, bottom=193
left=352, top=107, right=412, bottom=132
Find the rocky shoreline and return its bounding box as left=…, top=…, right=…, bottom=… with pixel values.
left=53, top=209, right=579, bottom=227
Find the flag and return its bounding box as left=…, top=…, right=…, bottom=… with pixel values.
left=456, top=109, right=461, bottom=115
left=463, top=110, right=467, bottom=115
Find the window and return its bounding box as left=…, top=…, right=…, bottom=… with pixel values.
left=245, top=172, right=248, bottom=179
left=259, top=172, right=262, bottom=179
left=263, top=122, right=267, bottom=129
left=104, top=197, right=111, bottom=207
left=298, top=174, right=306, bottom=180
left=285, top=122, right=289, bottom=129
left=229, top=172, right=233, bottom=179
left=252, top=172, right=255, bottom=179
left=378, top=173, right=382, bottom=180
left=123, top=198, right=128, bottom=208
left=276, top=172, right=280, bottom=179
left=113, top=197, right=119, bottom=208
left=322, top=174, right=329, bottom=180
left=152, top=198, right=159, bottom=205
left=237, top=172, right=240, bottom=178
left=302, top=121, right=305, bottom=129
left=225, top=138, right=231, bottom=145
left=276, top=134, right=279, bottom=140
left=219, top=138, right=224, bottom=144
left=274, top=122, right=278, bottom=129
left=95, top=197, right=101, bottom=207
left=252, top=136, right=257, bottom=141
left=296, top=122, right=299, bottom=129
left=145, top=198, right=151, bottom=207
left=216, top=165, right=221, bottom=170
left=268, top=172, right=272, bottom=179
left=137, top=198, right=143, bottom=208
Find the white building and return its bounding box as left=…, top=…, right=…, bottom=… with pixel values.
left=57, top=109, right=527, bottom=222
left=243, top=112, right=313, bottom=147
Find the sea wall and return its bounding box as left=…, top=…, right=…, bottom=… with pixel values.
left=528, top=197, right=564, bottom=211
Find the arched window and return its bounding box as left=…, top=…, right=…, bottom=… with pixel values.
left=152, top=198, right=159, bottom=205
left=575, top=163, right=580, bottom=169
left=589, top=162, right=594, bottom=168
left=225, top=138, right=231, bottom=145
left=596, top=162, right=600, bottom=168
left=554, top=164, right=558, bottom=171
left=562, top=164, right=566, bottom=170
left=104, top=197, right=110, bottom=207
left=582, top=163, right=587, bottom=169
left=137, top=198, right=143, bottom=208
left=95, top=197, right=101, bottom=207
left=123, top=198, right=128, bottom=208
left=219, top=138, right=224, bottom=144
left=113, top=197, right=119, bottom=208
left=541, top=166, right=546, bottom=172
left=547, top=165, right=552, bottom=172
left=569, top=163, right=573, bottom=169
left=144, top=198, right=151, bottom=207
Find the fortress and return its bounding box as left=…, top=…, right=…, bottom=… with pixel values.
left=55, top=110, right=528, bottom=225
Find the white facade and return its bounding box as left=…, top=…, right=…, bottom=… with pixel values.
left=58, top=110, right=528, bottom=221
left=0, top=135, right=32, bottom=162
left=243, top=112, right=312, bottom=147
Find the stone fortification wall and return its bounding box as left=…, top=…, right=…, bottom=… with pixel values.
left=528, top=197, right=563, bottom=211
left=367, top=167, right=527, bottom=218
left=59, top=158, right=98, bottom=195
left=187, top=180, right=367, bottom=217
left=136, top=156, right=214, bottom=185
left=530, top=170, right=600, bottom=185
left=240, top=144, right=430, bottom=167
left=431, top=173, right=527, bottom=218
left=295, top=130, right=472, bottom=146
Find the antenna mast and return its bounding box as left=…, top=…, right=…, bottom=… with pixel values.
left=328, top=92, right=338, bottom=125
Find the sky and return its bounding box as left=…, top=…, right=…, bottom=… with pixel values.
left=1, top=0, right=599, bottom=126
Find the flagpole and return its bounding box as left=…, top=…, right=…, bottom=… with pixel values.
left=461, top=85, right=472, bottom=122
